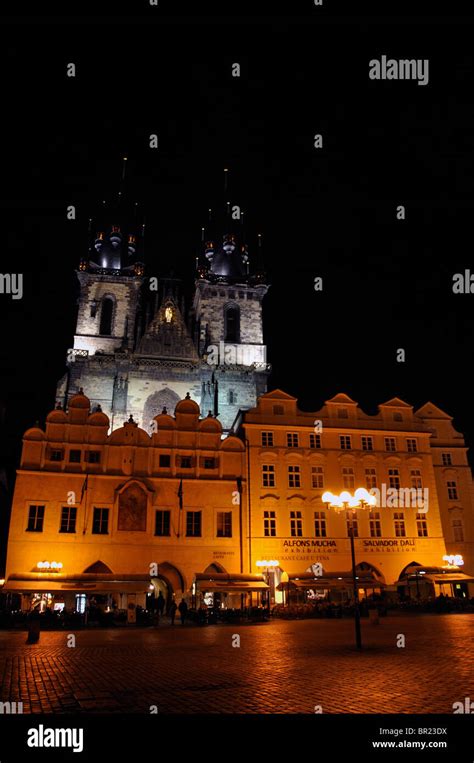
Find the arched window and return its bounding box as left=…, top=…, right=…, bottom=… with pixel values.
left=225, top=305, right=240, bottom=343
left=99, top=297, right=114, bottom=336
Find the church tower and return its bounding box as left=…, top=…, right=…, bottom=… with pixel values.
left=57, top=169, right=269, bottom=433
left=73, top=220, right=145, bottom=357
left=191, top=176, right=270, bottom=429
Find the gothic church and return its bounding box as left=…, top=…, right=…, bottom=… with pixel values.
left=56, top=189, right=270, bottom=432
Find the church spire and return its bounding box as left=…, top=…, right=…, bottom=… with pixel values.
left=196, top=169, right=265, bottom=284
left=79, top=157, right=145, bottom=276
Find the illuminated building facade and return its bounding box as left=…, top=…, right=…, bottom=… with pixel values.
left=234, top=390, right=474, bottom=603
left=4, top=391, right=251, bottom=613
left=4, top=388, right=474, bottom=612
left=56, top=192, right=269, bottom=434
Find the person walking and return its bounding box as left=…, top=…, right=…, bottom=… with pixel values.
left=178, top=598, right=188, bottom=626
left=169, top=600, right=177, bottom=625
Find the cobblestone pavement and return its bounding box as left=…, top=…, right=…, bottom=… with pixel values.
left=0, top=614, right=473, bottom=714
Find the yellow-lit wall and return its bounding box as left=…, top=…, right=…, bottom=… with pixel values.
left=241, top=392, right=454, bottom=589
left=5, top=392, right=246, bottom=601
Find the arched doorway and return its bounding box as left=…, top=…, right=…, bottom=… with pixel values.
left=150, top=562, right=186, bottom=614
left=398, top=560, right=425, bottom=600
left=355, top=561, right=385, bottom=584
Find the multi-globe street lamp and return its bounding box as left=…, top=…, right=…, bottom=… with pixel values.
left=322, top=487, right=377, bottom=650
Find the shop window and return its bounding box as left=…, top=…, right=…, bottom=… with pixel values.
left=76, top=594, right=86, bottom=614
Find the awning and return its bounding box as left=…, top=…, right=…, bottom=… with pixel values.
left=3, top=573, right=152, bottom=594
left=403, top=566, right=474, bottom=584
left=424, top=573, right=474, bottom=584
left=194, top=573, right=269, bottom=593
left=276, top=571, right=385, bottom=591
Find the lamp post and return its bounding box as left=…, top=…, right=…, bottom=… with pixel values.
left=280, top=571, right=290, bottom=607
left=322, top=488, right=376, bottom=650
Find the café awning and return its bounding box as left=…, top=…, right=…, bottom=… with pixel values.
left=4, top=573, right=152, bottom=594
left=194, top=573, right=269, bottom=593
left=403, top=565, right=474, bottom=584
left=276, top=571, right=385, bottom=591
left=424, top=572, right=474, bottom=584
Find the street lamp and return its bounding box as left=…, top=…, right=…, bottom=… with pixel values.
left=280, top=571, right=290, bottom=607
left=322, top=488, right=376, bottom=650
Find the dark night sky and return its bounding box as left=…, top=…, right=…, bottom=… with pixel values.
left=0, top=6, right=473, bottom=564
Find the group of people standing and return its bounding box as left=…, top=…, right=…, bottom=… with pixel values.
left=154, top=591, right=188, bottom=626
